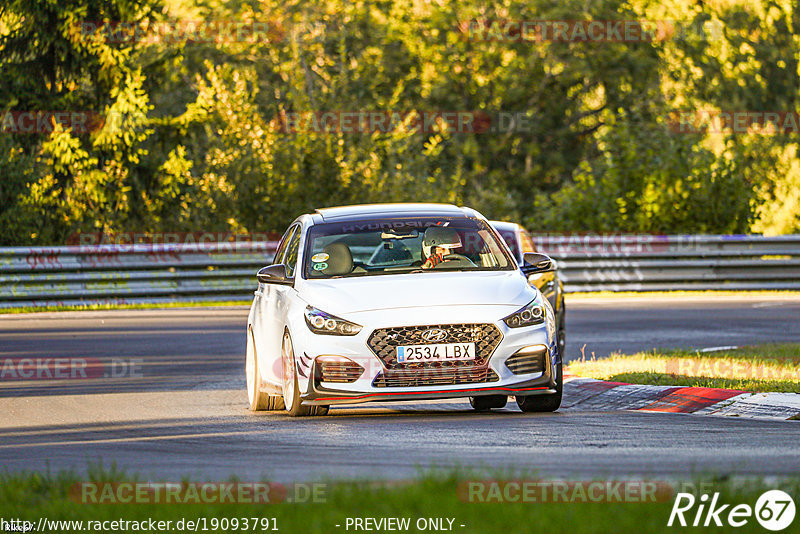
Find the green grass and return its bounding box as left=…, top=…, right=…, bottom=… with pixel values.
left=567, top=343, right=800, bottom=393
left=2, top=469, right=799, bottom=533
left=566, top=290, right=800, bottom=299
left=604, top=372, right=800, bottom=393
left=0, top=300, right=250, bottom=314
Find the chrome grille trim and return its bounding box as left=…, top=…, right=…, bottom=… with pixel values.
left=367, top=323, right=503, bottom=370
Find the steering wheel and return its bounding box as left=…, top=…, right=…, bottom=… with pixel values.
left=434, top=253, right=476, bottom=269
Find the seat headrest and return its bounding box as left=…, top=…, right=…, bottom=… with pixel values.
left=322, top=242, right=353, bottom=276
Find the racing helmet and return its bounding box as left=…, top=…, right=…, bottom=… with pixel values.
left=422, top=226, right=462, bottom=259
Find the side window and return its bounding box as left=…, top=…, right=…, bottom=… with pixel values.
left=272, top=226, right=297, bottom=266
left=282, top=226, right=302, bottom=278
left=520, top=230, right=537, bottom=254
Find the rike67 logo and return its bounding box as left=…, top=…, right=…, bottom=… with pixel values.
left=668, top=490, right=796, bottom=531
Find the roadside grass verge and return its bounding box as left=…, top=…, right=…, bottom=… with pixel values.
left=567, top=343, right=800, bottom=393
left=2, top=469, right=799, bottom=534
left=0, top=300, right=250, bottom=315
left=566, top=290, right=800, bottom=299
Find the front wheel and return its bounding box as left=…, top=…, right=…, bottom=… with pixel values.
left=281, top=330, right=328, bottom=417
left=516, top=360, right=562, bottom=413
left=469, top=395, right=507, bottom=411
left=246, top=326, right=284, bottom=411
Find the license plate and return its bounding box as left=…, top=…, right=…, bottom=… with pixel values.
left=396, top=343, right=476, bottom=363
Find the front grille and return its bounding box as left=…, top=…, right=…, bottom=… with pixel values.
left=505, top=347, right=546, bottom=375
left=367, top=323, right=503, bottom=370
left=373, top=367, right=499, bottom=388
left=315, top=361, right=364, bottom=383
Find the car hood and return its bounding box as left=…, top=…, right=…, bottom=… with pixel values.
left=299, top=270, right=535, bottom=316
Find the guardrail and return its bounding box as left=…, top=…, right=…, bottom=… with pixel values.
left=0, top=235, right=798, bottom=307
left=0, top=242, right=276, bottom=308
left=535, top=234, right=800, bottom=292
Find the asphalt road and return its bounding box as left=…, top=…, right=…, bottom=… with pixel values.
left=1, top=295, right=799, bottom=481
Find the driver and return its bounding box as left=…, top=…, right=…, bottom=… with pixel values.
left=421, top=226, right=462, bottom=269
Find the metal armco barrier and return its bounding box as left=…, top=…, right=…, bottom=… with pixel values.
left=0, top=242, right=277, bottom=308
left=1, top=235, right=799, bottom=308
left=536, top=234, right=800, bottom=292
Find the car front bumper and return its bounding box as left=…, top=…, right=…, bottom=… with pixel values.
left=294, top=317, right=558, bottom=406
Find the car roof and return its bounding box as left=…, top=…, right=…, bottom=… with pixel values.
left=314, top=203, right=469, bottom=222
left=488, top=220, right=521, bottom=233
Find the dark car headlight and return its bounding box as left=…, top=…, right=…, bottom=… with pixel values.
left=502, top=299, right=545, bottom=328
left=304, top=306, right=362, bottom=336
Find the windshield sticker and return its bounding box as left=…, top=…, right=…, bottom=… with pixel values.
left=340, top=220, right=444, bottom=233
left=311, top=253, right=330, bottom=262
left=313, top=262, right=328, bottom=271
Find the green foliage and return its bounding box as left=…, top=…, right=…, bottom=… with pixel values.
left=0, top=0, right=162, bottom=243
left=539, top=117, right=755, bottom=233
left=0, top=0, right=798, bottom=244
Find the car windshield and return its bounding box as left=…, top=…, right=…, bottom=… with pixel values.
left=303, top=217, right=515, bottom=279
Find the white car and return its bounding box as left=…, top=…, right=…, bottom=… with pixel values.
left=246, top=203, right=562, bottom=416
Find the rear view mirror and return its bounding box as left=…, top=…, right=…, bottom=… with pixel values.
left=256, top=264, right=293, bottom=285
left=380, top=229, right=419, bottom=240
left=521, top=252, right=554, bottom=274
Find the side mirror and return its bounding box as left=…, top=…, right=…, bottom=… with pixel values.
left=521, top=252, right=555, bottom=274
left=256, top=264, right=293, bottom=285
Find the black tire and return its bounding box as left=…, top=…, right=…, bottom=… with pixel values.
left=246, top=327, right=285, bottom=411
left=281, top=330, right=329, bottom=417
left=557, top=303, right=566, bottom=358
left=516, top=360, right=562, bottom=413
left=469, top=395, right=507, bottom=410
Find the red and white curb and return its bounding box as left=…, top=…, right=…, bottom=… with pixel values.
left=563, top=376, right=800, bottom=421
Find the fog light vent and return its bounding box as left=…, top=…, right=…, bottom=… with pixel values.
left=505, top=346, right=547, bottom=375
left=315, top=356, right=364, bottom=383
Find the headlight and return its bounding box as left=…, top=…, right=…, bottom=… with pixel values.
left=304, top=306, right=362, bottom=336
left=502, top=299, right=545, bottom=328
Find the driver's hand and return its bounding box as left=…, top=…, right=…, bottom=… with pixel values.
left=421, top=252, right=444, bottom=269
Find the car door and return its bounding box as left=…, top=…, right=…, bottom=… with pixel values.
left=253, top=224, right=298, bottom=386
